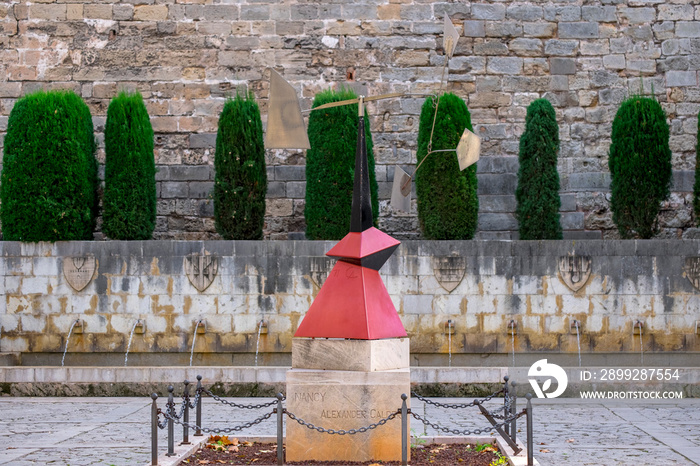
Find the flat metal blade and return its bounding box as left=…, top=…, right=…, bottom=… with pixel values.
left=443, top=16, right=459, bottom=59
left=310, top=93, right=404, bottom=112
left=264, top=68, right=310, bottom=150
left=390, top=165, right=412, bottom=213
left=456, top=128, right=480, bottom=171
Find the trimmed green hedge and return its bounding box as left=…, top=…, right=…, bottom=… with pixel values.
left=214, top=92, right=267, bottom=240
left=515, top=98, right=562, bottom=240
left=415, top=93, right=478, bottom=240
left=609, top=96, right=672, bottom=239
left=305, top=88, right=378, bottom=240
left=1, top=91, right=97, bottom=241
left=102, top=92, right=156, bottom=240
left=694, top=112, right=700, bottom=225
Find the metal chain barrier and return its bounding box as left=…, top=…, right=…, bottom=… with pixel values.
left=200, top=388, right=280, bottom=410
left=411, top=389, right=504, bottom=409
left=285, top=409, right=400, bottom=436
left=161, top=408, right=274, bottom=435
left=411, top=409, right=526, bottom=436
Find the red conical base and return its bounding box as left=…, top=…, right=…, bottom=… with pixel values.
left=294, top=260, right=407, bottom=339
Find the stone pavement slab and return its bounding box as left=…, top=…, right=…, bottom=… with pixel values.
left=0, top=397, right=698, bottom=465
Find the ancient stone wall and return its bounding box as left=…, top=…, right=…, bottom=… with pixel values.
left=1, top=240, right=698, bottom=364
left=1, top=0, right=700, bottom=240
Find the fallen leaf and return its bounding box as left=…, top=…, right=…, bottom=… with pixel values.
left=227, top=446, right=239, bottom=453
left=539, top=442, right=547, bottom=445
left=566, top=438, right=575, bottom=443
left=540, top=449, right=551, bottom=453
left=241, top=441, right=253, bottom=447
left=198, top=461, right=210, bottom=465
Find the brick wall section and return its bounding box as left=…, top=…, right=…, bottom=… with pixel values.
left=0, top=240, right=699, bottom=356
left=1, top=1, right=700, bottom=239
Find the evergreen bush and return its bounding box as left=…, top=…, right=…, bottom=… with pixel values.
left=515, top=98, right=563, bottom=240
left=609, top=96, right=672, bottom=239
left=305, top=88, right=378, bottom=240
left=415, top=93, right=478, bottom=239
left=213, top=92, right=267, bottom=240
left=694, top=112, right=700, bottom=225
left=1, top=90, right=97, bottom=241
left=103, top=91, right=156, bottom=240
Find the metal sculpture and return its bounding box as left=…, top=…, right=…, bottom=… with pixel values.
left=264, top=16, right=480, bottom=339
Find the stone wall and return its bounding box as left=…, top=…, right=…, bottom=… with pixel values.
left=1, top=0, right=700, bottom=240
left=0, top=240, right=698, bottom=365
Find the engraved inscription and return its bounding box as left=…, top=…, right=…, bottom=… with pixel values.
left=558, top=255, right=591, bottom=292
left=63, top=256, right=97, bottom=291
left=432, top=256, right=466, bottom=292
left=294, top=392, right=326, bottom=403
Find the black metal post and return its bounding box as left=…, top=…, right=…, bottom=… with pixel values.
left=182, top=380, right=191, bottom=445
left=151, top=393, right=158, bottom=466
left=195, top=375, right=203, bottom=436
left=276, top=393, right=284, bottom=466
left=166, top=385, right=175, bottom=457
left=526, top=393, right=533, bottom=466
left=401, top=394, right=408, bottom=466
left=503, top=376, right=510, bottom=436
left=510, top=381, right=517, bottom=443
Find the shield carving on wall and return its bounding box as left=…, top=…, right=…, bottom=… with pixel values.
left=558, top=255, right=591, bottom=292
left=184, top=253, right=218, bottom=292
left=63, top=256, right=97, bottom=291
left=432, top=256, right=466, bottom=292
left=309, top=256, right=334, bottom=289
left=683, top=257, right=700, bottom=291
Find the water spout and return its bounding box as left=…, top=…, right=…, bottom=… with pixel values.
left=254, top=319, right=266, bottom=367
left=446, top=320, right=453, bottom=367
left=124, top=319, right=142, bottom=367
left=61, top=319, right=81, bottom=367
left=190, top=320, right=205, bottom=367
left=571, top=320, right=582, bottom=368
left=634, top=320, right=644, bottom=364
left=508, top=320, right=517, bottom=368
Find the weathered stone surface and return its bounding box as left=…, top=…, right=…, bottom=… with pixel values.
left=286, top=368, right=410, bottom=462
left=291, top=338, right=409, bottom=372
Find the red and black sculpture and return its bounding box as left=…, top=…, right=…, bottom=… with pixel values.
left=294, top=100, right=407, bottom=340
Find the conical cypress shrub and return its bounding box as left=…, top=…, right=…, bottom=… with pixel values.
left=516, top=98, right=562, bottom=240
left=694, top=112, right=700, bottom=225
left=305, top=88, right=378, bottom=240
left=102, top=92, right=156, bottom=240
left=415, top=93, right=478, bottom=239
left=609, top=96, right=672, bottom=238
left=1, top=90, right=97, bottom=241
left=213, top=92, right=267, bottom=240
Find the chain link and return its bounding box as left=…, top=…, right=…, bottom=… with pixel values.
left=200, top=388, right=279, bottom=409
left=156, top=409, right=167, bottom=430
left=162, top=409, right=274, bottom=434
left=188, top=390, right=201, bottom=410
left=411, top=410, right=526, bottom=436
left=411, top=389, right=504, bottom=409
left=285, top=409, right=400, bottom=435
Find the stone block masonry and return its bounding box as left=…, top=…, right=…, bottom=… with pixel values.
left=0, top=240, right=698, bottom=361
left=1, top=1, right=700, bottom=240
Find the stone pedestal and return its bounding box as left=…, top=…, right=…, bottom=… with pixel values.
left=286, top=338, right=410, bottom=463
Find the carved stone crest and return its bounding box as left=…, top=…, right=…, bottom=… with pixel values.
left=184, top=253, right=218, bottom=292
left=684, top=257, right=700, bottom=291
left=432, top=256, right=466, bottom=292
left=558, top=255, right=591, bottom=292
left=309, top=257, right=334, bottom=288
left=63, top=256, right=97, bottom=291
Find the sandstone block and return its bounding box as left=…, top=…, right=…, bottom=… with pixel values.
left=471, top=3, right=505, bottom=21
left=134, top=5, right=168, bottom=21
left=291, top=338, right=409, bottom=371
left=286, top=368, right=410, bottom=462
left=667, top=71, right=697, bottom=87
left=559, top=22, right=598, bottom=39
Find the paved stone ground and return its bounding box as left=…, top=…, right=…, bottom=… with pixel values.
left=0, top=396, right=698, bottom=465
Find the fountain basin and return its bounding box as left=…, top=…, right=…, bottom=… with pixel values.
left=0, top=365, right=698, bottom=398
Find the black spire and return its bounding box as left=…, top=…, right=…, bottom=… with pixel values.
left=350, top=115, right=373, bottom=232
